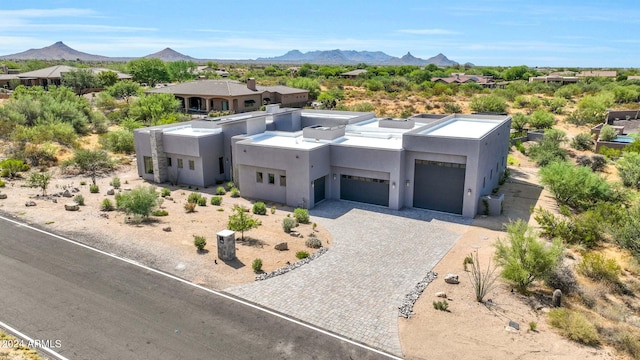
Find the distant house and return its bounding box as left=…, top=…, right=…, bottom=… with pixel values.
left=576, top=70, right=617, bottom=78
left=146, top=78, right=309, bottom=114
left=627, top=75, right=640, bottom=81
left=16, top=65, right=131, bottom=88
left=341, top=69, right=368, bottom=79
left=528, top=75, right=579, bottom=85
left=193, top=66, right=229, bottom=78
left=431, top=73, right=495, bottom=87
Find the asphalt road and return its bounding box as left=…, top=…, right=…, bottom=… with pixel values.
left=0, top=216, right=392, bottom=360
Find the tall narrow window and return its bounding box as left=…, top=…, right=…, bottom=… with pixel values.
left=144, top=156, right=153, bottom=174
left=280, top=175, right=286, bottom=187
left=219, top=157, right=224, bottom=174
left=256, top=172, right=263, bottom=183
left=189, top=160, right=195, bottom=170
left=177, top=159, right=183, bottom=169
left=167, top=157, right=172, bottom=167
left=268, top=173, right=275, bottom=184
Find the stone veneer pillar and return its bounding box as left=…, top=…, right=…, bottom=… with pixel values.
left=149, top=129, right=167, bottom=183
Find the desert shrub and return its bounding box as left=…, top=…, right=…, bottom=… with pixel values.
left=548, top=97, right=567, bottom=114
left=115, top=185, right=158, bottom=219
left=613, top=330, right=640, bottom=359
left=548, top=308, right=599, bottom=346
left=539, top=161, right=622, bottom=212
left=226, top=181, right=235, bottom=190
left=187, top=192, right=202, bottom=204
left=576, top=155, right=592, bottom=168
left=73, top=194, right=85, bottom=205
left=599, top=124, right=618, bottom=142
left=296, top=251, right=310, bottom=260
left=305, top=236, right=322, bottom=249
left=511, top=113, right=529, bottom=132
left=210, top=196, right=222, bottom=206
left=89, top=184, right=99, bottom=193
left=470, top=94, right=508, bottom=113
left=612, top=205, right=640, bottom=256
left=527, top=129, right=568, bottom=167
left=293, top=208, right=310, bottom=224
left=270, top=206, right=276, bottom=214
left=577, top=252, right=621, bottom=284
left=282, top=217, right=298, bottom=233
left=160, top=188, right=170, bottom=197
left=598, top=145, right=621, bottom=159
left=432, top=300, right=449, bottom=311
left=534, top=207, right=604, bottom=248
left=109, top=177, right=121, bottom=189
left=467, top=250, right=498, bottom=302
left=184, top=201, right=196, bottom=213
left=545, top=264, right=578, bottom=295
left=230, top=187, right=240, bottom=198
left=197, top=196, right=207, bottom=206
left=494, top=220, right=564, bottom=292
left=194, top=235, right=206, bottom=251
left=101, top=198, right=115, bottom=211
left=152, top=209, right=168, bottom=216
left=215, top=186, right=226, bottom=195
left=0, top=158, right=29, bottom=178
left=514, top=141, right=526, bottom=154
left=100, top=129, right=135, bottom=154
left=252, top=202, right=267, bottom=215
left=528, top=110, right=555, bottom=129
left=590, top=155, right=607, bottom=172
left=252, top=258, right=263, bottom=273
left=616, top=152, right=640, bottom=189
left=443, top=102, right=462, bottom=113
left=571, top=133, right=594, bottom=151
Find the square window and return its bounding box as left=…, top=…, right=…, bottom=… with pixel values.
left=189, top=160, right=195, bottom=170
left=268, top=173, right=275, bottom=184
left=167, top=157, right=172, bottom=167
left=279, top=175, right=286, bottom=187
left=177, top=159, right=183, bottom=169
left=256, top=172, right=263, bottom=183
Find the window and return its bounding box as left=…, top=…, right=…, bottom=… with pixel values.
left=219, top=157, right=224, bottom=174
left=280, top=175, right=286, bottom=187
left=189, top=160, right=195, bottom=170
left=268, top=173, right=275, bottom=184
left=167, top=157, right=172, bottom=167
left=177, top=158, right=183, bottom=169
left=490, top=169, right=493, bottom=180
left=143, top=156, right=153, bottom=174
left=256, top=172, right=263, bottom=183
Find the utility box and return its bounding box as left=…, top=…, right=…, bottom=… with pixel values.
left=217, top=230, right=236, bottom=261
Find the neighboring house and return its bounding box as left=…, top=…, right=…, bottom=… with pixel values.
left=134, top=106, right=511, bottom=217
left=528, top=75, right=579, bottom=84
left=193, top=66, right=229, bottom=78
left=592, top=110, right=640, bottom=152
left=341, top=69, right=368, bottom=79
left=16, top=65, right=131, bottom=88
left=431, top=73, right=496, bottom=87
left=576, top=70, right=617, bottom=78
left=146, top=79, right=309, bottom=114
left=627, top=75, right=640, bottom=81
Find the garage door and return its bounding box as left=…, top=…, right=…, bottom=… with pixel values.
left=340, top=175, right=389, bottom=207
left=313, top=176, right=326, bottom=205
left=413, top=160, right=465, bottom=214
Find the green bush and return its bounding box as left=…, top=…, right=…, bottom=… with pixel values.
left=527, top=129, right=568, bottom=167
left=110, top=177, right=121, bottom=189
left=184, top=201, right=196, bottom=213
left=161, top=188, right=171, bottom=197
left=252, top=201, right=267, bottom=215
left=599, top=124, right=618, bottom=142
left=194, top=235, right=206, bottom=251
left=230, top=187, right=240, bottom=198
left=545, top=264, right=578, bottom=295
left=494, top=220, right=563, bottom=292
left=548, top=308, right=599, bottom=346
left=0, top=179, right=5, bottom=187
left=528, top=110, right=555, bottom=130
left=215, top=186, right=226, bottom=195
left=226, top=181, right=235, bottom=190
left=296, top=251, right=310, bottom=260
left=89, top=184, right=99, bottom=193
left=187, top=192, right=202, bottom=204
left=152, top=209, right=168, bottom=216
left=252, top=258, right=263, bottom=273
left=293, top=208, right=310, bottom=224
left=115, top=185, right=158, bottom=219
left=470, top=94, right=508, bottom=113
left=534, top=207, right=604, bottom=248
left=598, top=146, right=621, bottom=159
left=74, top=194, right=85, bottom=205
left=270, top=206, right=276, bottom=214
left=210, top=196, right=222, bottom=206
left=197, top=196, right=207, bottom=206
left=100, top=129, right=135, bottom=154
left=0, top=158, right=29, bottom=178
left=571, top=133, right=594, bottom=151
left=305, top=236, right=322, bottom=249
left=432, top=300, right=449, bottom=311
left=282, top=217, right=298, bottom=233
left=101, top=198, right=115, bottom=211
left=577, top=252, right=621, bottom=284
left=616, top=152, right=640, bottom=189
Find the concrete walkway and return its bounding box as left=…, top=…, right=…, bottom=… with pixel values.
left=225, top=200, right=471, bottom=357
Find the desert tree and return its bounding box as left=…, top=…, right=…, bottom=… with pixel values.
left=28, top=171, right=53, bottom=196
left=67, top=149, right=113, bottom=185
left=227, top=205, right=261, bottom=240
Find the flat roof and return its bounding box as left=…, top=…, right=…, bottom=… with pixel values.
left=338, top=135, right=403, bottom=149
left=163, top=126, right=221, bottom=137
left=249, top=133, right=328, bottom=150
left=419, top=118, right=502, bottom=139
left=301, top=112, right=359, bottom=119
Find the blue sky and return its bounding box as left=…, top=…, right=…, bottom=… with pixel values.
left=0, top=0, right=638, bottom=67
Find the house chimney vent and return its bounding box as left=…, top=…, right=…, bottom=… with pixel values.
left=247, top=78, right=256, bottom=91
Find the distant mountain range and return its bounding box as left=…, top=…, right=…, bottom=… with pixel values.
left=0, top=41, right=462, bottom=66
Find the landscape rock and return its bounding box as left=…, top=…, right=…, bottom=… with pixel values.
left=0, top=193, right=7, bottom=199
left=64, top=203, right=79, bottom=211
left=162, top=227, right=172, bottom=232
left=52, top=198, right=57, bottom=203
left=289, top=231, right=300, bottom=237
left=99, top=213, right=109, bottom=219
left=552, top=289, right=562, bottom=307
left=399, top=271, right=438, bottom=318
left=435, top=291, right=447, bottom=298
left=274, top=242, right=288, bottom=251
left=72, top=187, right=80, bottom=193
left=508, top=320, right=520, bottom=331
left=106, top=188, right=115, bottom=195
left=62, top=190, right=73, bottom=198
left=165, top=196, right=173, bottom=201
left=444, top=273, right=460, bottom=284
left=25, top=200, right=37, bottom=207
left=256, top=248, right=328, bottom=281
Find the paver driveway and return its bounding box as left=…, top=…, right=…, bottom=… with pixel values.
left=225, top=200, right=471, bottom=357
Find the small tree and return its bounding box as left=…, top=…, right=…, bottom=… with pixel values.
left=227, top=205, right=261, bottom=240
left=69, top=149, right=113, bottom=185
left=116, top=185, right=158, bottom=220
left=28, top=171, right=52, bottom=196
left=571, top=133, right=595, bottom=151
left=494, top=220, right=563, bottom=293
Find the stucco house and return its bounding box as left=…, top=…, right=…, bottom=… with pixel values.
left=146, top=78, right=309, bottom=114
left=134, top=106, right=511, bottom=217
left=16, top=65, right=131, bottom=88
left=431, top=73, right=496, bottom=88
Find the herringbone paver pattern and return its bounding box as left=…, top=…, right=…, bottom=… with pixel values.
left=226, top=200, right=470, bottom=356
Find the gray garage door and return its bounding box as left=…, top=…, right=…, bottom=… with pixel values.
left=340, top=175, right=389, bottom=207
left=313, top=176, right=326, bottom=205
left=413, top=160, right=465, bottom=214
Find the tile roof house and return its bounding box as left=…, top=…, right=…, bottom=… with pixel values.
left=341, top=69, right=368, bottom=79
left=528, top=75, right=579, bottom=84
left=431, top=73, right=496, bottom=87
left=134, top=105, right=511, bottom=217
left=16, top=65, right=131, bottom=88
left=576, top=70, right=617, bottom=78
left=146, top=78, right=309, bottom=114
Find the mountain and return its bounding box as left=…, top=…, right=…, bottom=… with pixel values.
left=0, top=41, right=114, bottom=61
left=143, top=48, right=197, bottom=61
left=257, top=49, right=459, bottom=66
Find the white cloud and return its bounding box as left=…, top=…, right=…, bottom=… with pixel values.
left=397, top=29, right=459, bottom=35
left=0, top=8, right=96, bottom=18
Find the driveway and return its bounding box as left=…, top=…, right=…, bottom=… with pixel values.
left=226, top=200, right=471, bottom=357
